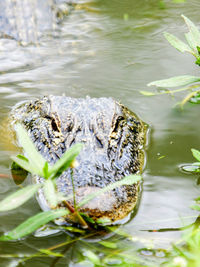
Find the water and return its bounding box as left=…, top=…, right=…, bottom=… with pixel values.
left=0, top=0, right=200, bottom=266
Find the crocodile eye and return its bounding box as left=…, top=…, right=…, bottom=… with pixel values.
left=51, top=118, right=59, bottom=132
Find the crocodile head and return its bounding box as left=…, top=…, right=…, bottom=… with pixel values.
left=12, top=96, right=147, bottom=224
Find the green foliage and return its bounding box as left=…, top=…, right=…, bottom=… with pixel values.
left=0, top=123, right=141, bottom=241
left=0, top=184, right=41, bottom=212
left=142, top=15, right=200, bottom=107
left=0, top=209, right=69, bottom=241
left=181, top=148, right=200, bottom=174
left=180, top=148, right=200, bottom=212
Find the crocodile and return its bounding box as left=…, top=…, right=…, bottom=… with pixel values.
left=0, top=0, right=71, bottom=44
left=11, top=96, right=147, bottom=224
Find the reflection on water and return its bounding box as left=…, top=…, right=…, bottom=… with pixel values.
left=0, top=0, right=200, bottom=266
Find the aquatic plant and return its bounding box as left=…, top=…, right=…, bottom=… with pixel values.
left=0, top=123, right=141, bottom=241
left=141, top=15, right=200, bottom=108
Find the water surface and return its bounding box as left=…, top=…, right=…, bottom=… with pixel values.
left=0, top=0, right=200, bottom=266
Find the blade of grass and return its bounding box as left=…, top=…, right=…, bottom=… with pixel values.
left=11, top=156, right=36, bottom=175
left=0, top=209, right=69, bottom=241
left=164, top=32, right=192, bottom=53
left=0, top=184, right=41, bottom=212
left=191, top=148, right=200, bottom=162
left=182, top=15, right=200, bottom=48
left=48, top=144, right=83, bottom=178
left=43, top=179, right=57, bottom=208
left=15, top=124, right=46, bottom=176
left=148, top=75, right=200, bottom=88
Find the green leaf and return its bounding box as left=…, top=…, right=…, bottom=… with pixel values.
left=43, top=179, right=57, bottom=208
left=39, top=249, right=63, bottom=257
left=78, top=175, right=141, bottom=208
left=11, top=156, right=36, bottom=175
left=43, top=162, right=49, bottom=179
left=63, top=226, right=86, bottom=234
left=0, top=209, right=69, bottom=241
left=191, top=205, right=200, bottom=211
left=0, top=184, right=41, bottom=212
left=48, top=143, right=83, bottom=178
left=83, top=250, right=101, bottom=265
left=181, top=165, right=200, bottom=173
left=164, top=32, right=192, bottom=53
left=14, top=124, right=46, bottom=176
left=96, top=218, right=111, bottom=225
left=184, top=32, right=197, bottom=52
left=140, top=91, right=156, bottom=96
left=193, top=162, right=200, bottom=166
left=182, top=15, right=200, bottom=48
left=99, top=241, right=117, bottom=249
left=191, top=148, right=200, bottom=161
left=148, top=75, right=200, bottom=88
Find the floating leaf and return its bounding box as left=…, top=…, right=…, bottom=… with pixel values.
left=48, top=143, right=83, bottom=178
left=99, top=241, right=117, bottom=249
left=181, top=165, right=200, bottom=173
left=43, top=179, right=57, bottom=208
left=14, top=124, right=47, bottom=176
left=191, top=148, right=200, bottom=162
left=0, top=209, right=69, bottom=241
left=148, top=75, right=200, bottom=88
left=0, top=184, right=41, bottom=212
left=78, top=175, right=141, bottom=207
left=164, top=32, right=192, bottom=53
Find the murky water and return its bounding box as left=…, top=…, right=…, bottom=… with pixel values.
left=1, top=0, right=200, bottom=266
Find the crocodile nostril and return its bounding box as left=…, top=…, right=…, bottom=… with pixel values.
left=51, top=118, right=59, bottom=132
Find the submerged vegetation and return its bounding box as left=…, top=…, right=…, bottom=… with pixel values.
left=141, top=15, right=200, bottom=107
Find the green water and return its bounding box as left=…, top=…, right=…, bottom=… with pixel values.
left=0, top=0, right=200, bottom=266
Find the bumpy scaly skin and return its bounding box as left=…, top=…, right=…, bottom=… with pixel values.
left=11, top=96, right=146, bottom=223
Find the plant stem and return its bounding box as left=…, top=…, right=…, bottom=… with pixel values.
left=70, top=168, right=89, bottom=229
left=70, top=169, right=77, bottom=210
left=63, top=200, right=75, bottom=213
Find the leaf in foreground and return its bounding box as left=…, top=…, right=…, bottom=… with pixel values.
left=83, top=250, right=101, bottom=266
left=164, top=32, right=192, bottom=53
left=0, top=209, right=69, bottom=241
left=148, top=75, right=200, bottom=88
left=11, top=155, right=36, bottom=176
left=191, top=148, right=200, bottom=162
left=43, top=179, right=57, bottom=208
left=182, top=15, right=200, bottom=49
left=0, top=184, right=41, bottom=212
left=78, top=175, right=141, bottom=207
left=48, top=143, right=83, bottom=178
left=14, top=124, right=47, bottom=176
